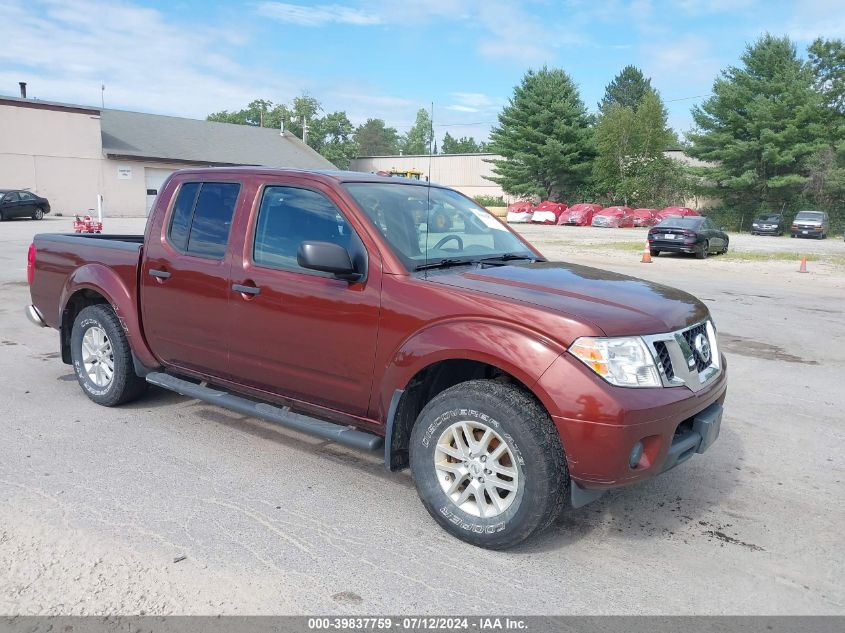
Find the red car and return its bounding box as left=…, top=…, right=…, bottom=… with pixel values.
left=592, top=206, right=634, bottom=228
left=632, top=208, right=658, bottom=227
left=26, top=168, right=726, bottom=550
left=506, top=201, right=534, bottom=223
left=531, top=200, right=568, bottom=224
left=557, top=203, right=602, bottom=226
left=656, top=206, right=699, bottom=222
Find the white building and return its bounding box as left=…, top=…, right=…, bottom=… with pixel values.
left=0, top=94, right=334, bottom=217
left=350, top=153, right=510, bottom=201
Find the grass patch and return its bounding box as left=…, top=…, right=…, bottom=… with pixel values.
left=605, top=241, right=649, bottom=251
left=721, top=251, right=821, bottom=262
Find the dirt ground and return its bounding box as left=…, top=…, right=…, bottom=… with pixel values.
left=1, top=217, right=843, bottom=615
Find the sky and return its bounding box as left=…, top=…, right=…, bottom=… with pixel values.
left=1, top=0, right=842, bottom=145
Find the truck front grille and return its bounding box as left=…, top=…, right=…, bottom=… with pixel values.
left=642, top=319, right=721, bottom=392
left=653, top=341, right=674, bottom=380
left=681, top=322, right=711, bottom=372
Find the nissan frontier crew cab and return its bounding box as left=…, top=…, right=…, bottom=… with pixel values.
left=26, top=168, right=726, bottom=549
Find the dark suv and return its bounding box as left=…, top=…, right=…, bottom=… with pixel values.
left=750, top=213, right=784, bottom=236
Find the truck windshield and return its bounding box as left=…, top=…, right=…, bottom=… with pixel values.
left=345, top=183, right=535, bottom=271
left=795, top=211, right=824, bottom=220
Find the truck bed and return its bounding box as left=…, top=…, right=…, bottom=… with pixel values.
left=30, top=233, right=144, bottom=329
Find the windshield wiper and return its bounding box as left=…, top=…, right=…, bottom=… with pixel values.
left=414, top=258, right=474, bottom=271
left=476, top=253, right=541, bottom=266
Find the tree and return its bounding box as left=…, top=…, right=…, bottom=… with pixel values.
left=354, top=119, right=400, bottom=156
left=599, top=65, right=654, bottom=112
left=441, top=132, right=486, bottom=154
left=808, top=38, right=845, bottom=114
left=207, top=94, right=359, bottom=168
left=687, top=34, right=827, bottom=212
left=401, top=108, right=433, bottom=155
left=488, top=66, right=593, bottom=200
left=593, top=91, right=683, bottom=206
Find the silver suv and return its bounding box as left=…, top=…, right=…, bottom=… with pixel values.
left=790, top=210, right=830, bottom=239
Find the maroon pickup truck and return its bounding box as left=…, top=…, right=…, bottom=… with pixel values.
left=26, top=168, right=726, bottom=549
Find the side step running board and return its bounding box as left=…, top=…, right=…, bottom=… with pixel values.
left=145, top=372, right=383, bottom=452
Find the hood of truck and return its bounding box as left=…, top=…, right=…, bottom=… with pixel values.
left=428, top=261, right=709, bottom=336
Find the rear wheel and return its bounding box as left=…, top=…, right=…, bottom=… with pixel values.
left=650, top=249, right=660, bottom=257
left=32, top=208, right=44, bottom=220
left=409, top=380, right=568, bottom=550
left=696, top=240, right=709, bottom=259
left=70, top=305, right=147, bottom=406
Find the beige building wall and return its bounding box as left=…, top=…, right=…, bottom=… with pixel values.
left=351, top=154, right=512, bottom=201
left=100, top=160, right=192, bottom=217
left=0, top=102, right=103, bottom=214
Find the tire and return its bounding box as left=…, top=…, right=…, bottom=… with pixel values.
left=696, top=240, right=709, bottom=259
left=32, top=208, right=44, bottom=220
left=0, top=210, right=5, bottom=221
left=650, top=249, right=660, bottom=257
left=790, top=233, right=795, bottom=238
left=70, top=305, right=147, bottom=406
left=409, top=379, right=568, bottom=550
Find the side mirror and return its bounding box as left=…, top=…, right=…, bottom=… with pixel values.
left=297, top=241, right=361, bottom=281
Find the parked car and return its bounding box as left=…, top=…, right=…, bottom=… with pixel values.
left=750, top=213, right=785, bottom=236
left=592, top=206, right=634, bottom=228
left=632, top=208, right=659, bottom=227
left=27, top=168, right=727, bottom=550
left=655, top=206, right=699, bottom=222
left=790, top=210, right=830, bottom=239
left=531, top=200, right=568, bottom=224
left=0, top=189, right=50, bottom=221
left=557, top=203, right=602, bottom=226
left=648, top=216, right=729, bottom=259
left=506, top=201, right=534, bottom=223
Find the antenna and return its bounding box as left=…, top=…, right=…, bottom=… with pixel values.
left=424, top=101, right=434, bottom=277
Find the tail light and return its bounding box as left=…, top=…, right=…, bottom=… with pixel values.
left=27, top=242, right=35, bottom=285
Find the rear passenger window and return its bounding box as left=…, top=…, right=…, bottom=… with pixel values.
left=168, top=182, right=239, bottom=258
left=253, top=186, right=358, bottom=272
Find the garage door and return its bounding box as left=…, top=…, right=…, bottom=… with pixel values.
left=145, top=168, right=175, bottom=215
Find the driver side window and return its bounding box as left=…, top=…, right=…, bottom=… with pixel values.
left=253, top=186, right=362, bottom=274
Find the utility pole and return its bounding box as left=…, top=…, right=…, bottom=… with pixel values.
left=101, top=83, right=105, bottom=108
left=302, top=116, right=308, bottom=145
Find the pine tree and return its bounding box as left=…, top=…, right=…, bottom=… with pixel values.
left=599, top=66, right=654, bottom=112
left=354, top=119, right=400, bottom=156
left=488, top=67, right=593, bottom=200
left=687, top=34, right=827, bottom=211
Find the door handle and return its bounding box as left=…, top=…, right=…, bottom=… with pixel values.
left=149, top=269, right=171, bottom=279
left=232, top=283, right=261, bottom=296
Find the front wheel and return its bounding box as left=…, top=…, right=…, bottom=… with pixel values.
left=71, top=305, right=147, bottom=406
left=409, top=380, right=568, bottom=550
left=32, top=208, right=44, bottom=220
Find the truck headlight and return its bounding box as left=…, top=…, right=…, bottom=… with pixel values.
left=569, top=336, right=661, bottom=388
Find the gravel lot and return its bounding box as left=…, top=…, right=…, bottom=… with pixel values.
left=1, top=217, right=843, bottom=615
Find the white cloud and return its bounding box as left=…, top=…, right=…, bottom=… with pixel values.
left=782, top=0, right=845, bottom=41
left=256, top=2, right=383, bottom=27
left=0, top=0, right=306, bottom=118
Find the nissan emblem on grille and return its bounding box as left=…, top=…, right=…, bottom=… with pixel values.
left=694, top=333, right=711, bottom=365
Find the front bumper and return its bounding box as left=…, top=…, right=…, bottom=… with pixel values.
left=537, top=342, right=728, bottom=499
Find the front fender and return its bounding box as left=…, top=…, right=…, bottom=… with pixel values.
left=377, top=318, right=565, bottom=422
left=60, top=263, right=157, bottom=368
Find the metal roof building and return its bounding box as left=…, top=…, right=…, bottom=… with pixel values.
left=0, top=94, right=334, bottom=217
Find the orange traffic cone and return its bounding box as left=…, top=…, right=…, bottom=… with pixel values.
left=798, top=256, right=808, bottom=273
left=641, top=241, right=652, bottom=263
